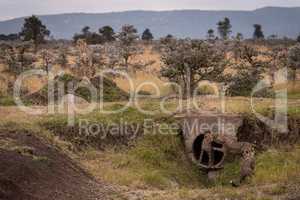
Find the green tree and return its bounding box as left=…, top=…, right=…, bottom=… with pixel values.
left=73, top=26, right=103, bottom=44
left=217, top=17, right=232, bottom=40
left=297, top=34, right=300, bottom=43
left=207, top=29, right=215, bottom=40
left=0, top=33, right=19, bottom=41
left=253, top=24, right=264, bottom=40
left=142, top=28, right=154, bottom=41
left=117, top=25, right=139, bottom=68
left=82, top=26, right=91, bottom=36
left=268, top=34, right=278, bottom=40
left=236, top=33, right=244, bottom=41
left=227, top=45, right=269, bottom=96
left=160, top=34, right=174, bottom=45
left=160, top=39, right=226, bottom=98
left=19, top=15, right=50, bottom=51
left=99, top=26, right=115, bottom=42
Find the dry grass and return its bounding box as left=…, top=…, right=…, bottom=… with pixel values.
left=0, top=43, right=300, bottom=199
left=0, top=102, right=299, bottom=199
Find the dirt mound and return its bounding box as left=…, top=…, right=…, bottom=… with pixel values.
left=237, top=115, right=300, bottom=149
left=23, top=74, right=128, bottom=105
left=90, top=75, right=129, bottom=102
left=0, top=128, right=113, bottom=200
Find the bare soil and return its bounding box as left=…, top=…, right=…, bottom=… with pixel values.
left=0, top=129, right=114, bottom=200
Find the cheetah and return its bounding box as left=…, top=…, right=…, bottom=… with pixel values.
left=231, top=143, right=255, bottom=187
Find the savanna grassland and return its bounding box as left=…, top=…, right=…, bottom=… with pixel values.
left=0, top=16, right=300, bottom=200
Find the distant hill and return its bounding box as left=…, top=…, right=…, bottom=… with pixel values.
left=0, top=7, right=300, bottom=39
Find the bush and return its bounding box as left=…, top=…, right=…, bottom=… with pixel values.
left=23, top=74, right=129, bottom=105
left=227, top=72, right=274, bottom=98
left=196, top=85, right=216, bottom=95
left=0, top=96, right=16, bottom=106
left=136, top=90, right=152, bottom=96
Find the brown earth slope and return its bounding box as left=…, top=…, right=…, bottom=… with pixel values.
left=0, top=128, right=114, bottom=200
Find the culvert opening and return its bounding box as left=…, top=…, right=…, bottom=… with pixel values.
left=192, top=135, right=225, bottom=168
left=193, top=135, right=204, bottom=160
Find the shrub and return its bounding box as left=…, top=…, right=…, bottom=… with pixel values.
left=0, top=95, right=16, bottom=106
left=197, top=85, right=216, bottom=95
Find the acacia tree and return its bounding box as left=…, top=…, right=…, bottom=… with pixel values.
left=19, top=15, right=50, bottom=52
left=73, top=26, right=103, bottom=44
left=160, top=39, right=226, bottom=98
left=82, top=26, right=91, bottom=36
left=227, top=45, right=269, bottom=96
left=99, top=26, right=115, bottom=42
left=207, top=29, right=215, bottom=40
left=217, top=17, right=232, bottom=40
left=253, top=24, right=264, bottom=40
left=117, top=25, right=139, bottom=69
left=142, top=28, right=154, bottom=41
left=236, top=33, right=244, bottom=41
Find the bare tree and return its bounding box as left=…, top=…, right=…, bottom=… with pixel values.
left=41, top=50, right=53, bottom=74
left=3, top=43, right=33, bottom=75
left=56, top=49, right=68, bottom=68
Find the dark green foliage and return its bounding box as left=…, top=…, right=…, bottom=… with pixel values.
left=40, top=107, right=145, bottom=151
left=236, top=33, right=244, bottom=41
left=86, top=33, right=103, bottom=45
left=160, top=34, right=174, bottom=45
left=23, top=74, right=128, bottom=105
left=297, top=34, right=300, bottom=43
left=118, top=25, right=139, bottom=46
left=82, top=26, right=90, bottom=35
left=0, top=95, right=16, bottom=106
left=196, top=85, right=216, bottom=95
left=19, top=15, right=50, bottom=50
left=227, top=72, right=274, bottom=97
left=253, top=24, right=264, bottom=40
left=117, top=25, right=139, bottom=68
left=89, top=75, right=129, bottom=102
left=217, top=17, right=232, bottom=40
left=268, top=34, right=278, bottom=40
left=72, top=33, right=85, bottom=42
left=73, top=26, right=103, bottom=44
left=0, top=33, right=19, bottom=41
left=227, top=45, right=270, bottom=97
left=207, top=29, right=215, bottom=40
left=136, top=90, right=152, bottom=96
left=99, top=26, right=115, bottom=42
left=142, top=28, right=154, bottom=41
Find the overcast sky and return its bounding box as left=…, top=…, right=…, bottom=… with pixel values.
left=1, top=0, right=300, bottom=21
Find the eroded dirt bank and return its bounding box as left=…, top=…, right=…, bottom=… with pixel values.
left=0, top=128, right=114, bottom=200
